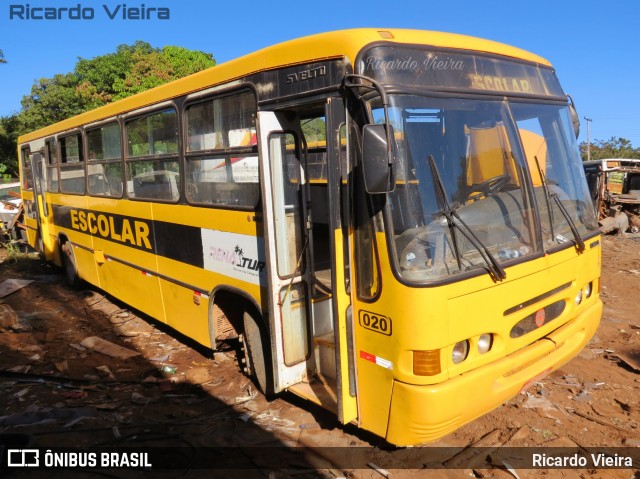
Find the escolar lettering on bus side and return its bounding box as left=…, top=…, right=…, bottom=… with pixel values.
left=53, top=205, right=154, bottom=252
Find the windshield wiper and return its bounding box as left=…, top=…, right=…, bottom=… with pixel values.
left=534, top=156, right=585, bottom=253
left=428, top=155, right=507, bottom=282
left=534, top=156, right=556, bottom=241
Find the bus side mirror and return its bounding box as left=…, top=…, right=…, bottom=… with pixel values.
left=567, top=95, right=580, bottom=139
left=362, top=124, right=397, bottom=194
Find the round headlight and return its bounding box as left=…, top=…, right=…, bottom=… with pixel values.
left=575, top=290, right=583, bottom=305
left=452, top=340, right=469, bottom=364
left=584, top=282, right=593, bottom=299
left=477, top=334, right=493, bottom=354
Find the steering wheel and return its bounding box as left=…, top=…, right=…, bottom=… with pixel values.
left=469, top=174, right=510, bottom=200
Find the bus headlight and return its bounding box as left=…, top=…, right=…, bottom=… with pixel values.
left=584, top=282, right=593, bottom=299
left=477, top=334, right=493, bottom=354
left=452, top=340, right=469, bottom=364
left=575, top=289, right=583, bottom=305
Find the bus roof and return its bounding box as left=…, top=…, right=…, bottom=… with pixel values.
left=19, top=28, right=551, bottom=143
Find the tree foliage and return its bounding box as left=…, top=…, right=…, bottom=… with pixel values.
left=19, top=41, right=215, bottom=133
left=0, top=41, right=215, bottom=177
left=579, top=136, right=640, bottom=162
left=0, top=116, right=20, bottom=179
left=0, top=49, right=6, bottom=64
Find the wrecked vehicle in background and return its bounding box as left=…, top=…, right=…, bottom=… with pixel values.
left=583, top=159, right=640, bottom=234
left=0, top=180, right=23, bottom=240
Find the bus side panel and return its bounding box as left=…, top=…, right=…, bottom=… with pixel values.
left=51, top=194, right=100, bottom=288
left=86, top=199, right=165, bottom=323
left=354, top=349, right=395, bottom=438
left=151, top=204, right=265, bottom=348
left=37, top=194, right=58, bottom=263
left=158, top=276, right=210, bottom=347
left=99, top=257, right=165, bottom=321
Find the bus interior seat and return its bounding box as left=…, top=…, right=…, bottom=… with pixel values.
left=61, top=177, right=86, bottom=194
left=108, top=177, right=123, bottom=196
left=193, top=181, right=259, bottom=206
left=133, top=173, right=179, bottom=201
left=88, top=175, right=110, bottom=195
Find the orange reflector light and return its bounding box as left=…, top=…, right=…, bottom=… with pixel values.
left=378, top=30, right=394, bottom=39
left=413, top=350, right=441, bottom=376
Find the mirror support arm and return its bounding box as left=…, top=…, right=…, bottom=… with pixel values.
left=343, top=74, right=395, bottom=165
left=566, top=94, right=580, bottom=139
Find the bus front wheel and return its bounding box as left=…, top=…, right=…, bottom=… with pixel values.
left=242, top=311, right=273, bottom=396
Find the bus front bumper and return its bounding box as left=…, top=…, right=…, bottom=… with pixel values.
left=385, top=299, right=602, bottom=446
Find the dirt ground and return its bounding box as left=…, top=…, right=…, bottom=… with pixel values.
left=0, top=236, right=639, bottom=478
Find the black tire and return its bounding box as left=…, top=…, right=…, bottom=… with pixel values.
left=242, top=311, right=273, bottom=396
left=61, top=241, right=81, bottom=288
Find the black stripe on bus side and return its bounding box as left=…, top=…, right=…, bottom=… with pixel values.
left=153, top=220, right=204, bottom=268
left=51, top=204, right=204, bottom=268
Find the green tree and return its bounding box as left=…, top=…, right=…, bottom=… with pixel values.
left=3, top=42, right=215, bottom=177
left=0, top=115, right=20, bottom=179
left=112, top=45, right=215, bottom=98
left=580, top=136, right=640, bottom=161
left=18, top=41, right=215, bottom=133
left=301, top=117, right=326, bottom=143
left=19, top=73, right=90, bottom=133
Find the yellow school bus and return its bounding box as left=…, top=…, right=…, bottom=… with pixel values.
left=18, top=29, right=601, bottom=446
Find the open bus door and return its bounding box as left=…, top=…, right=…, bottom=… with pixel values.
left=258, top=111, right=314, bottom=391
left=29, top=151, right=51, bottom=257
left=323, top=97, right=358, bottom=424
left=257, top=105, right=358, bottom=424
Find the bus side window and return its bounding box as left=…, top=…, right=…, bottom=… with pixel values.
left=59, top=134, right=86, bottom=195
left=21, top=147, right=33, bottom=191
left=45, top=139, right=59, bottom=193
left=125, top=109, right=180, bottom=202
left=87, top=122, right=123, bottom=198
left=185, top=89, right=259, bottom=208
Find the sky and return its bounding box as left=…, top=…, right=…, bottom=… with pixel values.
left=0, top=0, right=639, bottom=148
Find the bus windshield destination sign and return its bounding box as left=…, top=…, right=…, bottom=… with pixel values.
left=360, top=46, right=565, bottom=97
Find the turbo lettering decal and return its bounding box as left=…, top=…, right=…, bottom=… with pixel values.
left=201, top=229, right=266, bottom=286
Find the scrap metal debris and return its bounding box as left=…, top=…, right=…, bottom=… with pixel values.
left=80, top=336, right=141, bottom=359
left=0, top=279, right=34, bottom=298
left=615, top=351, right=640, bottom=372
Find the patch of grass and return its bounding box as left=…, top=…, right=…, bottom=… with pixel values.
left=0, top=241, right=53, bottom=277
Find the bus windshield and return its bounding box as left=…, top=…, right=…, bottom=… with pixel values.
left=374, top=95, right=598, bottom=283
